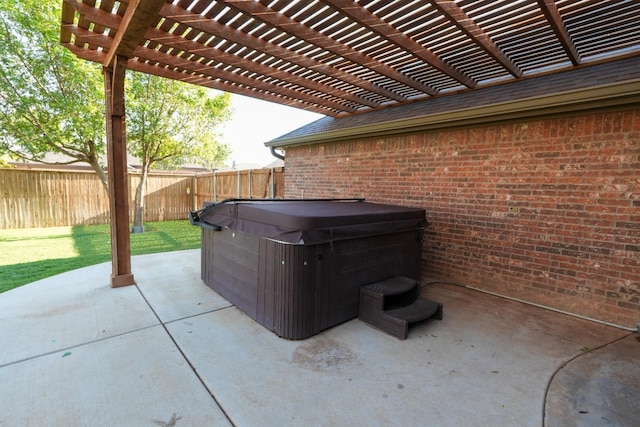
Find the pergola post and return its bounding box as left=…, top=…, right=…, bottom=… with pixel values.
left=104, top=55, right=134, bottom=287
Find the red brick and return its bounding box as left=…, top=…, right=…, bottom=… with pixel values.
left=284, top=108, right=640, bottom=327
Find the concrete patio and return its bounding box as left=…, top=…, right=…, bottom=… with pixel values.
left=0, top=249, right=637, bottom=426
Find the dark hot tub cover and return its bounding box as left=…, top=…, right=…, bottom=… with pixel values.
left=190, top=199, right=426, bottom=245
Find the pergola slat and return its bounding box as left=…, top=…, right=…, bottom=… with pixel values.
left=63, top=37, right=341, bottom=117
left=222, top=0, right=439, bottom=96
left=67, top=1, right=372, bottom=113
left=141, top=28, right=381, bottom=108
left=538, top=0, right=581, bottom=66
left=158, top=3, right=393, bottom=106
left=127, top=61, right=339, bottom=115
left=322, top=0, right=476, bottom=87
left=431, top=0, right=522, bottom=78
left=69, top=26, right=351, bottom=115
left=61, top=0, right=639, bottom=115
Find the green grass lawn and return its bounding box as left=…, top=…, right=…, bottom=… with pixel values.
left=0, top=220, right=201, bottom=293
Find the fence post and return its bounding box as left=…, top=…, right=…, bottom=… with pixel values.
left=213, top=171, right=218, bottom=202
left=270, top=168, right=275, bottom=198
left=191, top=175, right=197, bottom=210
left=237, top=170, right=241, bottom=197
left=248, top=169, right=252, bottom=199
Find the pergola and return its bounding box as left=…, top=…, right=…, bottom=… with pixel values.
left=59, top=0, right=640, bottom=287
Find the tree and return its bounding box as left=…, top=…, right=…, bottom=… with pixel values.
left=126, top=72, right=232, bottom=232
left=0, top=0, right=108, bottom=192
left=0, top=0, right=232, bottom=224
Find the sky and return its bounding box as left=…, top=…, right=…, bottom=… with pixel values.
left=219, top=94, right=324, bottom=168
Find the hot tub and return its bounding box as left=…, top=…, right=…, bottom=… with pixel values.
left=190, top=199, right=426, bottom=339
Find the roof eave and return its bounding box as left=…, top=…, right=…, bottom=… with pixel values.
left=266, top=79, right=640, bottom=148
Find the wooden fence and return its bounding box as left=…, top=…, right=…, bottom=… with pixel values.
left=0, top=167, right=283, bottom=229
left=193, top=167, right=284, bottom=209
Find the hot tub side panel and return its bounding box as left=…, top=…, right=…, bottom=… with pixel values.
left=201, top=227, right=260, bottom=319
left=257, top=240, right=319, bottom=340
left=320, top=229, right=423, bottom=328
left=201, top=228, right=212, bottom=282
left=202, top=226, right=423, bottom=340
left=256, top=229, right=423, bottom=339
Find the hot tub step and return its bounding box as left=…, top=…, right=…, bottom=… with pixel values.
left=386, top=298, right=443, bottom=324
left=359, top=276, right=443, bottom=340
left=361, top=275, right=418, bottom=297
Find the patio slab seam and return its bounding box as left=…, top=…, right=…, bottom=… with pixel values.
left=133, top=282, right=236, bottom=426
left=0, top=323, right=161, bottom=370
left=157, top=305, right=235, bottom=326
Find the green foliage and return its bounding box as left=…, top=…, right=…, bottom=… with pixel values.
left=0, top=0, right=106, bottom=179
left=0, top=0, right=233, bottom=192
left=126, top=72, right=232, bottom=171
left=0, top=156, right=12, bottom=168
left=126, top=72, right=232, bottom=228
left=0, top=220, right=201, bottom=293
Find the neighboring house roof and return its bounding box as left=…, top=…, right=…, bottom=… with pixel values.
left=9, top=152, right=210, bottom=174
left=263, top=159, right=284, bottom=169
left=266, top=56, right=640, bottom=148
left=10, top=152, right=136, bottom=169
left=216, top=161, right=264, bottom=172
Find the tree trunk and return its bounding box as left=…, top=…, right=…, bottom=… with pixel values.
left=88, top=144, right=109, bottom=195
left=90, top=162, right=109, bottom=195
left=132, top=166, right=148, bottom=233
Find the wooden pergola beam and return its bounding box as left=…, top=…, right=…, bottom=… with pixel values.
left=538, top=0, right=581, bottom=66
left=103, top=0, right=165, bottom=67
left=59, top=0, right=75, bottom=44
left=221, top=0, right=439, bottom=96
left=65, top=0, right=383, bottom=111
left=431, top=0, right=523, bottom=78
left=143, top=26, right=379, bottom=110
left=62, top=0, right=634, bottom=120
left=322, top=0, right=477, bottom=88
left=128, top=62, right=343, bottom=116
left=158, top=3, right=398, bottom=105
left=63, top=40, right=341, bottom=116
left=67, top=25, right=349, bottom=115
left=135, top=44, right=359, bottom=114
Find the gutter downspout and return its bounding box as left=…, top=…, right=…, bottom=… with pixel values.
left=270, top=146, right=285, bottom=160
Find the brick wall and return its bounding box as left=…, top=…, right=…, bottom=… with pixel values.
left=284, top=109, right=640, bottom=328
